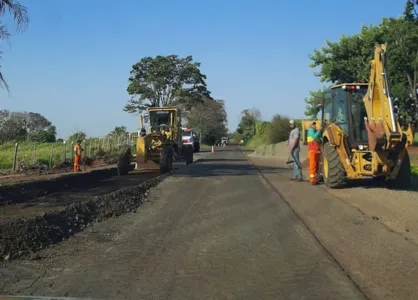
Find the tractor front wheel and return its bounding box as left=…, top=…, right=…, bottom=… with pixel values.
left=322, top=142, right=347, bottom=188
left=387, top=151, right=411, bottom=190
left=160, top=145, right=173, bottom=174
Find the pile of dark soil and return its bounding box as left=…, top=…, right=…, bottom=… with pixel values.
left=0, top=172, right=169, bottom=260
left=0, top=165, right=134, bottom=206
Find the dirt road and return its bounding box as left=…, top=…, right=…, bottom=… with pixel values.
left=0, top=146, right=364, bottom=299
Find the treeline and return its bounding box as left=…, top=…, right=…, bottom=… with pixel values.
left=123, top=54, right=228, bottom=145
left=231, top=108, right=298, bottom=146
left=0, top=110, right=57, bottom=143
left=305, top=1, right=418, bottom=126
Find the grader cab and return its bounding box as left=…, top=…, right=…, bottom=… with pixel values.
left=136, top=107, right=194, bottom=174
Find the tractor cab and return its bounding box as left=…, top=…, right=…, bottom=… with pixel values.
left=322, top=83, right=369, bottom=149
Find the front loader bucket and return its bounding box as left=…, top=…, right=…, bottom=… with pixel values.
left=135, top=159, right=160, bottom=171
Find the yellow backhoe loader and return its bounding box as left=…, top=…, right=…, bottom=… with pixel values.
left=319, top=44, right=415, bottom=189
left=135, top=107, right=194, bottom=174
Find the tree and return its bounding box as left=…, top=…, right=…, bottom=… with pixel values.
left=0, top=110, right=56, bottom=143
left=186, top=97, right=228, bottom=144
left=308, top=24, right=385, bottom=84
left=0, top=117, right=26, bottom=142
left=236, top=109, right=258, bottom=141
left=29, top=126, right=56, bottom=143
left=304, top=88, right=327, bottom=119
left=110, top=126, right=128, bottom=136
left=124, top=55, right=211, bottom=114
left=382, top=5, right=418, bottom=107
left=0, top=0, right=29, bottom=90
left=309, top=5, right=418, bottom=124
left=68, top=132, right=87, bottom=142
left=266, top=114, right=291, bottom=144
left=248, top=108, right=262, bottom=121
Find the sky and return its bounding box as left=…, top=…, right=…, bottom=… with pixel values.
left=0, top=0, right=407, bottom=138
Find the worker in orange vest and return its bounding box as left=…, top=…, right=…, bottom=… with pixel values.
left=307, top=122, right=322, bottom=185
left=73, top=140, right=83, bottom=172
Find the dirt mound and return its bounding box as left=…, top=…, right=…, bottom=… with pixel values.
left=250, top=142, right=309, bottom=163
left=0, top=165, right=134, bottom=206
left=0, top=172, right=170, bottom=260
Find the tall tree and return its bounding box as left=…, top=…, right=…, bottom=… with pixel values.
left=304, top=88, right=327, bottom=119
left=308, top=6, right=418, bottom=124
left=0, top=110, right=56, bottom=143
left=110, top=126, right=128, bottom=136
left=0, top=0, right=28, bottom=90
left=124, top=55, right=210, bottom=114
left=236, top=109, right=258, bottom=142
left=308, top=24, right=385, bottom=84
left=267, top=114, right=291, bottom=144
left=382, top=4, right=418, bottom=107
left=186, top=97, right=228, bottom=144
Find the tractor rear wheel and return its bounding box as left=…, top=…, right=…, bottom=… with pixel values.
left=322, top=142, right=347, bottom=188
left=117, top=147, right=132, bottom=175
left=387, top=151, right=411, bottom=190
left=160, top=145, right=173, bottom=174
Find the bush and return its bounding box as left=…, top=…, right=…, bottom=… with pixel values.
left=266, top=114, right=290, bottom=144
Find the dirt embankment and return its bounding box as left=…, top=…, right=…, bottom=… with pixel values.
left=0, top=165, right=132, bottom=206
left=0, top=172, right=169, bottom=260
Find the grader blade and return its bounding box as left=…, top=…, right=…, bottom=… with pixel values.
left=135, top=160, right=160, bottom=171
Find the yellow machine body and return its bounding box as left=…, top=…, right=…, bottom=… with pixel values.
left=136, top=107, right=193, bottom=173
left=320, top=44, right=414, bottom=189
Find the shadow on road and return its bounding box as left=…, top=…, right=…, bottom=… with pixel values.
left=315, top=175, right=418, bottom=192
left=175, top=161, right=286, bottom=178
left=197, top=158, right=248, bottom=163
left=341, top=177, right=418, bottom=192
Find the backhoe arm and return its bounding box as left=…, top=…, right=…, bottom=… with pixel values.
left=363, top=44, right=414, bottom=150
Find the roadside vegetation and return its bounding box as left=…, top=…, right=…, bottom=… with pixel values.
left=0, top=2, right=227, bottom=172
left=231, top=1, right=418, bottom=177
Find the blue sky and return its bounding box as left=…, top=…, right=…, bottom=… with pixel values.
left=1, top=0, right=406, bottom=138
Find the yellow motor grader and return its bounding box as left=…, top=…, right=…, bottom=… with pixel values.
left=136, top=107, right=194, bottom=174
left=319, top=44, right=415, bottom=189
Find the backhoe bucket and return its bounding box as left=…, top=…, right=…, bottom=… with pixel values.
left=135, top=159, right=160, bottom=171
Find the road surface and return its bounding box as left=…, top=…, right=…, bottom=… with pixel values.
left=0, top=146, right=365, bottom=300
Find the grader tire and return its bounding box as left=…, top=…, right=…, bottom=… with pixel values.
left=322, top=142, right=347, bottom=188
left=160, top=145, right=173, bottom=174
left=117, top=147, right=132, bottom=176
left=188, top=146, right=194, bottom=164
left=387, top=151, right=411, bottom=190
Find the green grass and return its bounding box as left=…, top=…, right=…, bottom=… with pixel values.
left=411, top=165, right=418, bottom=176
left=0, top=138, right=136, bottom=171
left=0, top=142, right=66, bottom=170
left=245, top=136, right=266, bottom=148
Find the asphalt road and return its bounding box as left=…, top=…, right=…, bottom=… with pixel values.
left=0, top=146, right=365, bottom=300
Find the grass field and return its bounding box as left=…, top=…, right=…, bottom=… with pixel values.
left=0, top=137, right=135, bottom=171
left=0, top=140, right=211, bottom=171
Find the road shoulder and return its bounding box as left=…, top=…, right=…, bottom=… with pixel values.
left=248, top=155, right=418, bottom=300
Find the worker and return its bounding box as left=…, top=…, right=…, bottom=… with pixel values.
left=288, top=120, right=303, bottom=181
left=307, top=121, right=322, bottom=185
left=73, top=140, right=83, bottom=172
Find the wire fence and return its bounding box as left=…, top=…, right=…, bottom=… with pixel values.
left=0, top=134, right=138, bottom=171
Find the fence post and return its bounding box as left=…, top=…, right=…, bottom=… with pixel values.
left=63, top=140, right=67, bottom=162
left=49, top=144, right=53, bottom=167
left=32, top=145, right=36, bottom=165
left=12, top=142, right=18, bottom=171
